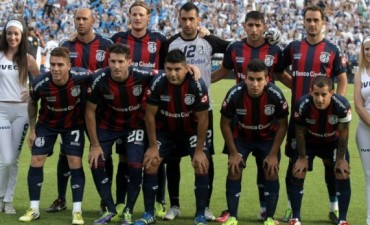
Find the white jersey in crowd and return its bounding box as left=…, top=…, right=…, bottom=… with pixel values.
left=0, top=52, right=26, bottom=102
left=43, top=39, right=59, bottom=70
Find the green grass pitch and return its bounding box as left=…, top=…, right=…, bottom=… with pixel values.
left=2, top=80, right=365, bottom=225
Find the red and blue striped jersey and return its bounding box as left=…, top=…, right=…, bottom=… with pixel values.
left=111, top=30, right=166, bottom=70
left=277, top=38, right=346, bottom=106
left=146, top=72, right=210, bottom=134
left=222, top=38, right=283, bottom=83
left=294, top=94, right=351, bottom=143
left=60, top=34, right=113, bottom=72
left=88, top=67, right=153, bottom=131
left=221, top=82, right=289, bottom=141
left=30, top=68, right=90, bottom=130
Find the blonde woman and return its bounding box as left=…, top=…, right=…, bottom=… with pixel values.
left=355, top=35, right=370, bottom=225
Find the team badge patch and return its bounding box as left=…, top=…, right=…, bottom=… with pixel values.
left=70, top=86, right=81, bottom=97
left=320, top=52, right=330, bottom=63
left=264, top=105, right=275, bottom=115
left=184, top=94, right=195, bottom=105
left=133, top=85, right=143, bottom=96
left=35, top=137, right=45, bottom=147
left=116, top=138, right=123, bottom=145
left=148, top=42, right=157, bottom=53
left=264, top=55, right=274, bottom=67
left=197, top=45, right=205, bottom=55
left=96, top=50, right=106, bottom=62
left=328, top=115, right=338, bottom=125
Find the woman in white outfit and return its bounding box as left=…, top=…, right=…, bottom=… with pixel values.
left=0, top=18, right=39, bottom=214
left=355, top=35, right=370, bottom=225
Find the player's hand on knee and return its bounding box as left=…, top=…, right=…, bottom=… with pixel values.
left=228, top=152, right=244, bottom=176
left=143, top=146, right=160, bottom=170
left=335, top=158, right=350, bottom=179
left=263, top=154, right=279, bottom=177
left=292, top=157, right=308, bottom=179
left=88, top=145, right=104, bottom=169
left=192, top=150, right=209, bottom=174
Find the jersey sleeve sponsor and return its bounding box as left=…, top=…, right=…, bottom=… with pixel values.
left=192, top=78, right=210, bottom=112
left=220, top=83, right=242, bottom=119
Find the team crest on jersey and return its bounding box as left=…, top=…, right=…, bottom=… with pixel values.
left=70, top=86, right=81, bottom=97
left=184, top=94, right=195, bottom=105
left=264, top=55, right=274, bottom=67
left=148, top=42, right=157, bottom=53
left=328, top=115, right=338, bottom=125
left=264, top=105, right=275, bottom=115
left=96, top=50, right=106, bottom=62
left=35, top=137, right=45, bottom=147
left=197, top=46, right=205, bottom=55
left=133, top=85, right=143, bottom=96
left=320, top=52, right=330, bottom=63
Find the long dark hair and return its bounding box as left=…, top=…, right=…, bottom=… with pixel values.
left=0, top=18, right=29, bottom=86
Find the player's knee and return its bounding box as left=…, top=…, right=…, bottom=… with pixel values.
left=31, top=155, right=47, bottom=167
left=265, top=173, right=279, bottom=181
left=227, top=170, right=242, bottom=180
left=66, top=155, right=82, bottom=169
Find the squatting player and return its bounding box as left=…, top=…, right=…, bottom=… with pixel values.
left=211, top=10, right=288, bottom=222
left=220, top=59, right=288, bottom=225
left=276, top=5, right=347, bottom=224
left=110, top=1, right=167, bottom=218
left=86, top=43, right=154, bottom=225
left=289, top=76, right=351, bottom=225
left=19, top=47, right=90, bottom=225
left=159, top=2, right=229, bottom=220
left=47, top=7, right=113, bottom=214
left=138, top=49, right=210, bottom=225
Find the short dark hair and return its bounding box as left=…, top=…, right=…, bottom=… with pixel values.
left=108, top=43, right=130, bottom=59
left=245, top=11, right=265, bottom=23
left=246, top=59, right=268, bottom=76
left=311, top=75, right=334, bottom=90
left=303, top=5, right=325, bottom=20
left=50, top=47, right=70, bottom=59
left=129, top=1, right=151, bottom=15
left=165, top=49, right=186, bottom=64
left=180, top=2, right=199, bottom=15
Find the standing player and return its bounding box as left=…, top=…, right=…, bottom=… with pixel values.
left=19, top=47, right=89, bottom=225
left=220, top=59, right=288, bottom=225
left=111, top=1, right=167, bottom=218
left=159, top=2, right=229, bottom=220
left=289, top=76, right=351, bottom=225
left=211, top=11, right=286, bottom=222
left=276, top=5, right=348, bottom=224
left=47, top=7, right=113, bottom=214
left=86, top=43, right=153, bottom=225
left=137, top=49, right=210, bottom=225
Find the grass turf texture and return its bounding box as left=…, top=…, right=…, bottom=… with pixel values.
left=3, top=80, right=365, bottom=225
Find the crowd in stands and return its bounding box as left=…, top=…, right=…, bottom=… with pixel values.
left=0, top=0, right=369, bottom=79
